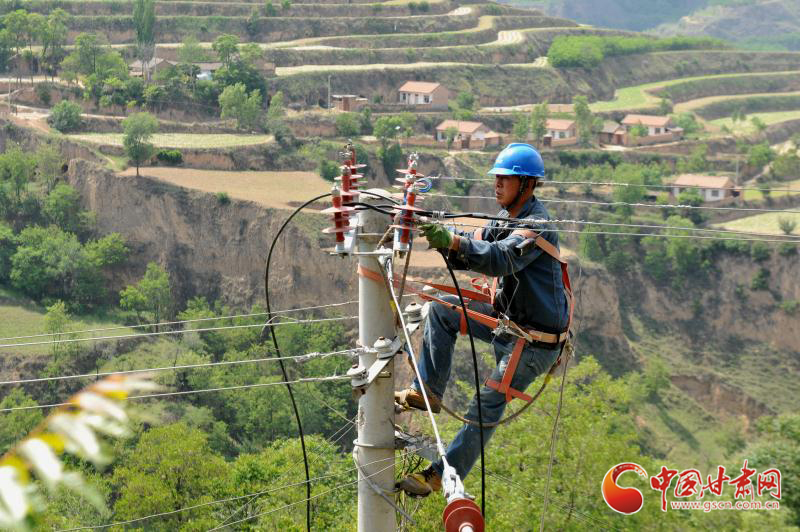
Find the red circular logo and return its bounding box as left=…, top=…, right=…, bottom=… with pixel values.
left=602, top=463, right=648, bottom=514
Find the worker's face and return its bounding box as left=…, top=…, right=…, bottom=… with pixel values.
left=495, top=175, right=522, bottom=207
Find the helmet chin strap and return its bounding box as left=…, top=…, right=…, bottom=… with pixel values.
left=505, top=177, right=533, bottom=213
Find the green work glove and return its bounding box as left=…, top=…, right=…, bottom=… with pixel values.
left=419, top=223, right=453, bottom=250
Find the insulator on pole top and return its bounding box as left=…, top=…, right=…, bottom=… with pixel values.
left=321, top=186, right=354, bottom=254
left=392, top=152, right=426, bottom=252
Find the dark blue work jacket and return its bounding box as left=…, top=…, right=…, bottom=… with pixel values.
left=447, top=197, right=569, bottom=334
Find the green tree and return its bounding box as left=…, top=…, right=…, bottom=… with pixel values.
left=44, top=300, right=71, bottom=359
left=530, top=101, right=549, bottom=148
left=642, top=235, right=670, bottom=282
left=0, top=144, right=37, bottom=205
left=658, top=96, right=673, bottom=115
left=335, top=112, right=360, bottom=138
left=578, top=227, right=603, bottom=261
left=0, top=389, right=43, bottom=454
left=676, top=188, right=707, bottom=225
left=219, top=82, right=262, bottom=131
left=445, top=125, right=458, bottom=149
left=611, top=163, right=646, bottom=217
left=133, top=0, right=156, bottom=78
left=177, top=35, right=208, bottom=63
left=112, top=423, right=228, bottom=530
left=747, top=142, right=775, bottom=169
left=448, top=90, right=476, bottom=120
left=3, top=10, right=29, bottom=83
left=40, top=9, right=69, bottom=81
left=0, top=222, right=15, bottom=281
left=212, top=34, right=240, bottom=68
left=44, top=183, right=91, bottom=235
left=85, top=232, right=129, bottom=268
left=749, top=414, right=800, bottom=526
left=511, top=110, right=529, bottom=140
left=10, top=226, right=100, bottom=304
left=665, top=214, right=701, bottom=279
left=772, top=153, right=800, bottom=180
left=673, top=112, right=700, bottom=135
left=240, top=42, right=263, bottom=66
left=119, top=261, right=172, bottom=325
left=778, top=217, right=797, bottom=235
left=751, top=116, right=767, bottom=134
left=573, top=95, right=595, bottom=147
left=122, top=112, right=158, bottom=176
left=682, top=143, right=709, bottom=173
left=36, top=142, right=63, bottom=193
left=630, top=124, right=648, bottom=138
left=47, top=100, right=83, bottom=132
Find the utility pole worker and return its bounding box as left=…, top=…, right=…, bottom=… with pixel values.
left=395, top=143, right=571, bottom=497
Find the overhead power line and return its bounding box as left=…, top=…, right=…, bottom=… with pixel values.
left=445, top=221, right=800, bottom=244
left=0, top=375, right=352, bottom=413
left=59, top=438, right=409, bottom=532
left=0, top=316, right=358, bottom=349
left=0, top=300, right=358, bottom=342
left=433, top=176, right=800, bottom=194
left=0, top=348, right=359, bottom=387
left=428, top=192, right=800, bottom=214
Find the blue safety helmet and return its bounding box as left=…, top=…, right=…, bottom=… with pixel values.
left=488, top=143, right=546, bottom=180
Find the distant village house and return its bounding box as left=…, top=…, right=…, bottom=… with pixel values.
left=332, top=94, right=368, bottom=112
left=619, top=114, right=683, bottom=146
left=435, top=119, right=501, bottom=149
left=671, top=174, right=738, bottom=203
left=129, top=57, right=174, bottom=78
left=542, top=119, right=578, bottom=147
left=398, top=81, right=450, bottom=110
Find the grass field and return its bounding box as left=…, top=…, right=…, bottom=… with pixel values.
left=589, top=70, right=800, bottom=112
left=714, top=211, right=800, bottom=235
left=118, top=167, right=333, bottom=210
left=68, top=133, right=274, bottom=149
left=0, top=288, right=135, bottom=357
left=740, top=177, right=800, bottom=201
left=709, top=110, right=800, bottom=135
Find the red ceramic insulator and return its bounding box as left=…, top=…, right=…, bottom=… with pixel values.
left=321, top=188, right=354, bottom=244
left=442, top=498, right=484, bottom=532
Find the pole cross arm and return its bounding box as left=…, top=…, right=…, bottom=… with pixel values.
left=347, top=335, right=404, bottom=391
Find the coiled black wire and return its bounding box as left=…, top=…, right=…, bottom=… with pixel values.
left=443, top=257, right=487, bottom=517
left=262, top=190, right=399, bottom=530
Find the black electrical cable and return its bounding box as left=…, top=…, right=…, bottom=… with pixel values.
left=263, top=192, right=331, bottom=532
left=262, top=189, right=399, bottom=531
left=443, top=257, right=487, bottom=517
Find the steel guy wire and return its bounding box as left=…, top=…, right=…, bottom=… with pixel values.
left=427, top=192, right=800, bottom=214
left=443, top=221, right=800, bottom=244
left=0, top=348, right=360, bottom=387
left=386, top=259, right=448, bottom=460
left=0, top=375, right=353, bottom=413
left=0, top=316, right=358, bottom=349
left=207, top=460, right=402, bottom=530
left=0, top=300, right=359, bottom=342
left=432, top=175, right=800, bottom=194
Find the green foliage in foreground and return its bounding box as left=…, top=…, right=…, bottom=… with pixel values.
left=548, top=35, right=727, bottom=68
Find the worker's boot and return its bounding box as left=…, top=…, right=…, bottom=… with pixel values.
left=394, top=388, right=441, bottom=413
left=395, top=466, right=442, bottom=498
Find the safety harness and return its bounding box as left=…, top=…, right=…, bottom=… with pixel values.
left=359, top=226, right=574, bottom=404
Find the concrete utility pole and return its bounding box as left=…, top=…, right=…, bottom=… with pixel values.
left=354, top=190, right=396, bottom=532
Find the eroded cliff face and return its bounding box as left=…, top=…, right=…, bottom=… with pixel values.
left=67, top=158, right=799, bottom=422
left=67, top=159, right=356, bottom=311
